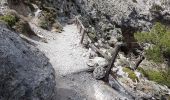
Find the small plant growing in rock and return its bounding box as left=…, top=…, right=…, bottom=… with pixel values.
left=123, top=67, right=138, bottom=82
left=135, top=22, right=170, bottom=63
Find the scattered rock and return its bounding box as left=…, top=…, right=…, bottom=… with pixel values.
left=112, top=66, right=127, bottom=78
left=115, top=54, right=130, bottom=67
left=87, top=57, right=108, bottom=68
left=88, top=48, right=98, bottom=59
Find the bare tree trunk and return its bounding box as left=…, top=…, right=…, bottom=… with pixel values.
left=133, top=55, right=145, bottom=70
left=103, top=42, right=126, bottom=82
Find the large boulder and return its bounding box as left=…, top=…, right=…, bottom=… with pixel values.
left=0, top=24, right=56, bottom=100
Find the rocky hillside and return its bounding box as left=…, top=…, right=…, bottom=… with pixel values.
left=55, top=0, right=170, bottom=46
left=0, top=0, right=170, bottom=99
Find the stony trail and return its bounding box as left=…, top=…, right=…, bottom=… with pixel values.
left=29, top=23, right=130, bottom=100
left=34, top=24, right=89, bottom=76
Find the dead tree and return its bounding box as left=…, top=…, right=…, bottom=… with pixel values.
left=103, top=42, right=126, bottom=82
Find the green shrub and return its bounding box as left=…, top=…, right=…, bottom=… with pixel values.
left=0, top=14, right=17, bottom=27
left=134, top=22, right=170, bottom=63
left=123, top=67, right=138, bottom=82
left=138, top=67, right=170, bottom=88
left=145, top=47, right=164, bottom=63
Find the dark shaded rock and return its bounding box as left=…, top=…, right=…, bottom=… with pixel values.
left=0, top=24, right=56, bottom=100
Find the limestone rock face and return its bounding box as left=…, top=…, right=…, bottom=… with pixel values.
left=72, top=0, right=170, bottom=28
left=0, top=24, right=56, bottom=100
left=52, top=0, right=170, bottom=48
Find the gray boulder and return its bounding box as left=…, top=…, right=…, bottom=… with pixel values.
left=93, top=66, right=106, bottom=80
left=0, top=25, right=56, bottom=100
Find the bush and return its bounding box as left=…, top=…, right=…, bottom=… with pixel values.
left=0, top=14, right=17, bottom=27
left=123, top=67, right=138, bottom=82
left=138, top=67, right=170, bottom=88
left=134, top=22, right=170, bottom=63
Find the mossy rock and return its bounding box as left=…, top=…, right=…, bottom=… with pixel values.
left=138, top=67, right=170, bottom=88
left=123, top=67, right=138, bottom=82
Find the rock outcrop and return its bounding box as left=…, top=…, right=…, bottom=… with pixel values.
left=52, top=0, right=170, bottom=50
left=0, top=23, right=56, bottom=100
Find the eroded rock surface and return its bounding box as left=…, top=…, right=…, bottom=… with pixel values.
left=0, top=23, right=56, bottom=100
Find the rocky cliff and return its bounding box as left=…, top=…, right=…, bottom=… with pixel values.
left=53, top=0, right=170, bottom=50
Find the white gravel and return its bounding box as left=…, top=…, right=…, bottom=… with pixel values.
left=35, top=24, right=89, bottom=76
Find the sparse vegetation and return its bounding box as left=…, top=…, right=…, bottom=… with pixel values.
left=135, top=22, right=170, bottom=63
left=24, top=0, right=57, bottom=30
left=39, top=9, right=57, bottom=30
left=0, top=14, right=18, bottom=27
left=138, top=67, right=170, bottom=88
left=123, top=67, right=138, bottom=82
left=15, top=20, right=35, bottom=36
left=39, top=18, right=49, bottom=30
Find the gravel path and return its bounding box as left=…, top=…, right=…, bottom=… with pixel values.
left=35, top=24, right=89, bottom=76
left=29, top=23, right=130, bottom=100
